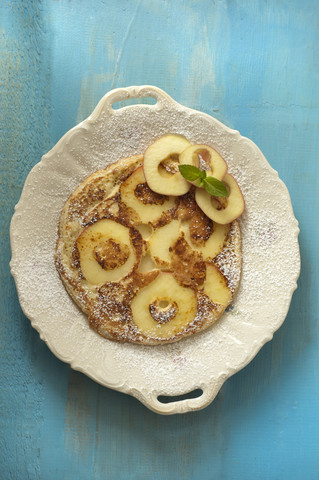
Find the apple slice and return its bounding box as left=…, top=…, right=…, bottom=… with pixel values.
left=179, top=144, right=227, bottom=182
left=76, top=218, right=140, bottom=286
left=143, top=134, right=192, bottom=195
left=131, top=272, right=197, bottom=339
left=195, top=174, right=244, bottom=225
left=203, top=264, right=231, bottom=306
left=182, top=221, right=229, bottom=261
left=148, top=219, right=180, bottom=266
left=120, top=167, right=175, bottom=224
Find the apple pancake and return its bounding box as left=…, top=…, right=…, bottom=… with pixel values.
left=55, top=153, right=242, bottom=345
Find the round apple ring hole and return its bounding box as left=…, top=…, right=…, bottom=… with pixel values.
left=149, top=299, right=178, bottom=324
left=158, top=154, right=180, bottom=175
left=210, top=193, right=228, bottom=210
left=196, top=149, right=211, bottom=171
left=158, top=299, right=170, bottom=309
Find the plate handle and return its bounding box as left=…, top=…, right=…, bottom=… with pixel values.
left=91, top=85, right=176, bottom=118
left=142, top=385, right=215, bottom=415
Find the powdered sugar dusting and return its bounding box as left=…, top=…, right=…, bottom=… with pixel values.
left=215, top=222, right=241, bottom=292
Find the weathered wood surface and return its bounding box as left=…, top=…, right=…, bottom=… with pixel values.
left=1, top=1, right=318, bottom=478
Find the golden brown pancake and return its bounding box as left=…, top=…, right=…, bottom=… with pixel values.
left=55, top=155, right=241, bottom=345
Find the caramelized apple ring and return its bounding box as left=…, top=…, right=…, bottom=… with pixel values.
left=181, top=221, right=230, bottom=261
left=76, top=219, right=141, bottom=286
left=120, top=167, right=175, bottom=224
left=131, top=272, right=197, bottom=339
left=148, top=216, right=229, bottom=266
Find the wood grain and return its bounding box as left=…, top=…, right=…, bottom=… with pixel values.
left=1, top=0, right=318, bottom=478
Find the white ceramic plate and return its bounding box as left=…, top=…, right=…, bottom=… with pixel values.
left=10, top=86, right=300, bottom=414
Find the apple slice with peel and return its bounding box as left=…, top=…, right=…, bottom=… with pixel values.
left=179, top=144, right=228, bottom=183
left=120, top=167, right=175, bottom=224
left=131, top=272, right=197, bottom=339
left=195, top=173, right=244, bottom=225
left=143, top=134, right=192, bottom=195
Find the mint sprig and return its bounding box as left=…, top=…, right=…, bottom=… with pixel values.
left=178, top=165, right=228, bottom=197
left=178, top=164, right=204, bottom=181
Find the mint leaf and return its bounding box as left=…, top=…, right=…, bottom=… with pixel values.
left=178, top=164, right=202, bottom=181
left=179, top=164, right=228, bottom=197
left=203, top=177, right=229, bottom=197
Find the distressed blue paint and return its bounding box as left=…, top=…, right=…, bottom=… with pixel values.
left=1, top=0, right=319, bottom=479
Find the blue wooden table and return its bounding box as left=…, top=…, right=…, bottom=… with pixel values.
left=1, top=1, right=318, bottom=478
